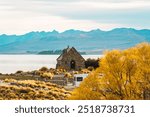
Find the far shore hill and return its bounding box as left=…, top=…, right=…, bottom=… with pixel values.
left=0, top=50, right=87, bottom=55
left=0, top=28, right=150, bottom=54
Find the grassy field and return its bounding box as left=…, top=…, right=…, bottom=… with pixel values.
left=0, top=78, right=71, bottom=100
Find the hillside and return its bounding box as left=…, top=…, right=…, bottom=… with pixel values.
left=0, top=28, right=150, bottom=54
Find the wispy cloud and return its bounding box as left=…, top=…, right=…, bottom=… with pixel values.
left=0, top=0, right=150, bottom=34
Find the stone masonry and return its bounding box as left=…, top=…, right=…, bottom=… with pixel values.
left=56, top=47, right=85, bottom=71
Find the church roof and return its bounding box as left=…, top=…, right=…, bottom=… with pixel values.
left=57, top=47, right=84, bottom=61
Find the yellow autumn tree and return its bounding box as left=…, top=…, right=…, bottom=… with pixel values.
left=136, top=43, right=150, bottom=98
left=69, top=71, right=103, bottom=100
left=69, top=43, right=150, bottom=100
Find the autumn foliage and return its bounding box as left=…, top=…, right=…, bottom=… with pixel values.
left=69, top=43, right=150, bottom=100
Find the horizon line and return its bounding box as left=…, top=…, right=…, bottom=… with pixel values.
left=0, top=27, right=150, bottom=36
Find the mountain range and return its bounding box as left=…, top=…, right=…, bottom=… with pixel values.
left=0, top=28, right=150, bottom=54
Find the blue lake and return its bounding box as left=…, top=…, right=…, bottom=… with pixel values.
left=0, top=55, right=102, bottom=73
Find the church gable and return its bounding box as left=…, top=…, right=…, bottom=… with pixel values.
left=56, top=47, right=85, bottom=70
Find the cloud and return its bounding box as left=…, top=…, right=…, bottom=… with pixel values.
left=29, top=0, right=150, bottom=26
left=0, top=0, right=150, bottom=34
left=31, top=0, right=150, bottom=3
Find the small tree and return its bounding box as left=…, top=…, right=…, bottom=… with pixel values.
left=39, top=67, right=49, bottom=72
left=68, top=72, right=102, bottom=100
left=85, top=58, right=99, bottom=69
left=15, top=70, right=23, bottom=74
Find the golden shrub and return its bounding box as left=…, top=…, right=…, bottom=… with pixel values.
left=69, top=43, right=150, bottom=100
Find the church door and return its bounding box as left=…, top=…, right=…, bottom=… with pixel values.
left=70, top=60, right=76, bottom=69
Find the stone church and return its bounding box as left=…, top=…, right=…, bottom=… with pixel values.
left=56, top=47, right=85, bottom=71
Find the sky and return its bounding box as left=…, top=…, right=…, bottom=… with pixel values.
left=0, top=0, right=150, bottom=34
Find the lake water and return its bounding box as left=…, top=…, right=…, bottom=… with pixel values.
left=0, top=55, right=102, bottom=74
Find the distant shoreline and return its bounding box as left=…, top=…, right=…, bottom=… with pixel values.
left=0, top=50, right=87, bottom=55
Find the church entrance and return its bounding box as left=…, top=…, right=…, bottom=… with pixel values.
left=70, top=60, right=76, bottom=69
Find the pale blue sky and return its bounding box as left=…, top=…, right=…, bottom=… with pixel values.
left=0, top=0, right=150, bottom=34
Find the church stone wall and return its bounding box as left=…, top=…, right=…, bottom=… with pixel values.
left=56, top=48, right=85, bottom=71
